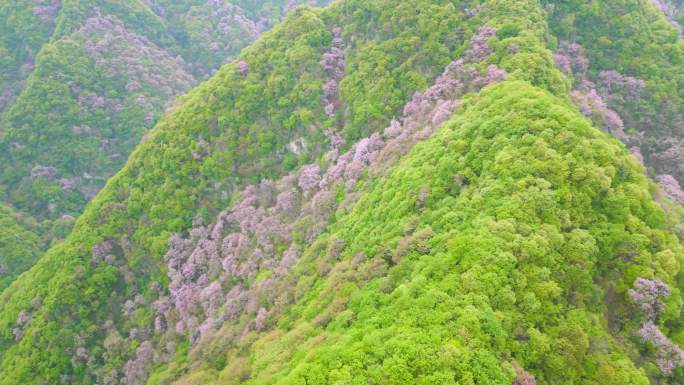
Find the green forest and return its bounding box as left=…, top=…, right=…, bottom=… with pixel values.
left=0, top=0, right=683, bottom=384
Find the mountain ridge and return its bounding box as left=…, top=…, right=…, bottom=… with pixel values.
left=0, top=0, right=683, bottom=384
left=0, top=0, right=331, bottom=292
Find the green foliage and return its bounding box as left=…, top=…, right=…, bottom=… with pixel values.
left=181, top=81, right=677, bottom=385
left=0, top=0, right=58, bottom=108
left=543, top=0, right=684, bottom=181
left=0, top=204, right=42, bottom=291
left=0, top=1, right=482, bottom=382
left=0, top=0, right=338, bottom=288
left=0, top=0, right=336, bottom=223
left=0, top=1, right=682, bottom=385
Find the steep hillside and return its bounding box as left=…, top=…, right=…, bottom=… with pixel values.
left=0, top=0, right=60, bottom=116
left=161, top=80, right=680, bottom=385
left=0, top=1, right=683, bottom=385
left=0, top=0, right=329, bottom=290
left=651, top=0, right=684, bottom=33
left=544, top=0, right=684, bottom=200
left=0, top=0, right=329, bottom=221
left=0, top=205, right=43, bottom=291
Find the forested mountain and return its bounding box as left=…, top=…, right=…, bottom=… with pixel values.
left=651, top=0, right=684, bottom=33
left=0, top=0, right=328, bottom=292
left=0, top=0, right=328, bottom=221
left=545, top=0, right=684, bottom=201
left=1, top=0, right=684, bottom=385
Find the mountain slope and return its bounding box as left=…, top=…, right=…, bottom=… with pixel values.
left=0, top=0, right=329, bottom=221
left=0, top=2, right=485, bottom=382
left=0, top=0, right=330, bottom=291
left=197, top=80, right=672, bottom=385
left=544, top=0, right=684, bottom=195
left=0, top=0, right=683, bottom=384
left=0, top=204, right=43, bottom=291
left=0, top=0, right=60, bottom=115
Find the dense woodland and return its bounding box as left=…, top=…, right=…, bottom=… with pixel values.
left=0, top=0, right=329, bottom=292
left=0, top=0, right=683, bottom=384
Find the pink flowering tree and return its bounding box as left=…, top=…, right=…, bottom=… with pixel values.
left=628, top=277, right=671, bottom=322
left=123, top=341, right=154, bottom=385
left=298, top=164, right=321, bottom=192
left=639, top=321, right=684, bottom=375
left=553, top=42, right=589, bottom=77
left=320, top=27, right=345, bottom=117
left=237, top=60, right=249, bottom=77
left=656, top=174, right=684, bottom=204
left=628, top=277, right=684, bottom=375
left=464, top=27, right=496, bottom=62
left=512, top=362, right=537, bottom=385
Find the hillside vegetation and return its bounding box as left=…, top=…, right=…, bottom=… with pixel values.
left=0, top=0, right=683, bottom=385
left=0, top=0, right=329, bottom=220
left=0, top=0, right=329, bottom=291
left=0, top=205, right=43, bottom=291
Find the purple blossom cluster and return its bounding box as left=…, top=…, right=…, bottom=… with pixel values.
left=12, top=309, right=32, bottom=341
left=59, top=177, right=78, bottom=191
left=628, top=277, right=670, bottom=321
left=161, top=179, right=306, bottom=342
left=630, top=146, right=645, bottom=163
left=321, top=27, right=345, bottom=117
left=464, top=4, right=481, bottom=18
left=396, top=59, right=505, bottom=140
left=78, top=14, right=194, bottom=104
left=652, top=140, right=684, bottom=183
left=254, top=307, right=268, bottom=330
left=32, top=0, right=61, bottom=23
left=571, top=83, right=628, bottom=140
left=33, top=13, right=200, bottom=206
left=91, top=240, right=116, bottom=265
left=238, top=60, right=249, bottom=77
left=327, top=129, right=345, bottom=151
left=651, top=0, right=683, bottom=35
left=122, top=341, right=154, bottom=385
left=553, top=42, right=589, bottom=76
left=639, top=322, right=684, bottom=374
left=144, top=24, right=506, bottom=362
left=323, top=28, right=504, bottom=185
left=19, top=61, right=35, bottom=77
left=74, top=91, right=121, bottom=113
left=70, top=334, right=88, bottom=366
left=30, top=165, right=57, bottom=179
left=181, top=1, right=261, bottom=78
left=656, top=174, right=684, bottom=204
left=0, top=88, right=17, bottom=112
left=298, top=164, right=322, bottom=191
left=157, top=53, right=487, bottom=342
left=628, top=278, right=683, bottom=375
left=556, top=42, right=652, bottom=158
left=512, top=361, right=537, bottom=385
left=597, top=70, right=646, bottom=104
left=464, top=27, right=497, bottom=62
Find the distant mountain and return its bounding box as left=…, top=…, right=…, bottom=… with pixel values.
left=0, top=1, right=683, bottom=385
left=0, top=0, right=329, bottom=291
left=0, top=0, right=329, bottom=221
